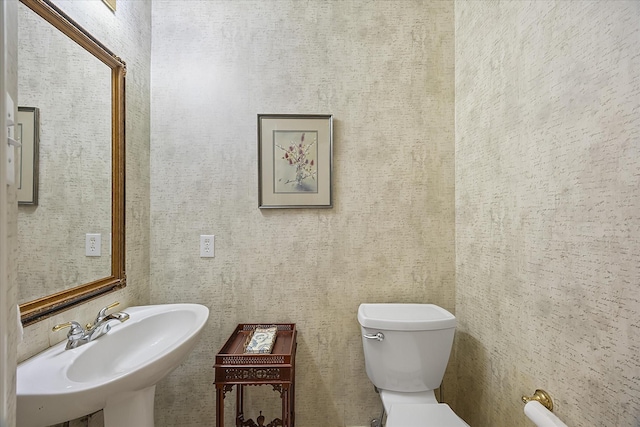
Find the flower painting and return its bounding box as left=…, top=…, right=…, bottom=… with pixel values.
left=258, top=114, right=332, bottom=208
left=274, top=131, right=318, bottom=193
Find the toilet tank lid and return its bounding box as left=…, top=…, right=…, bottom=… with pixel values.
left=358, top=304, right=456, bottom=331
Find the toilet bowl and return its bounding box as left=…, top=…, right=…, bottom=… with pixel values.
left=358, top=303, right=468, bottom=427
left=386, top=404, right=469, bottom=427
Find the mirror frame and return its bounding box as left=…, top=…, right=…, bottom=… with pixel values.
left=18, top=0, right=126, bottom=326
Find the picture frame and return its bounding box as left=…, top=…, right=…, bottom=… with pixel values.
left=258, top=114, right=333, bottom=208
left=17, top=106, right=39, bottom=206
left=102, top=0, right=116, bottom=12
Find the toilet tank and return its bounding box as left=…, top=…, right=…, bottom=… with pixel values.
left=358, top=303, right=456, bottom=393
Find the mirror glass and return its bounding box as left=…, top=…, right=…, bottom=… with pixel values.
left=17, top=0, right=126, bottom=325
left=17, top=1, right=112, bottom=303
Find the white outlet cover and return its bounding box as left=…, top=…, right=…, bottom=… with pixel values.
left=200, top=235, right=215, bottom=258
left=85, top=233, right=102, bottom=257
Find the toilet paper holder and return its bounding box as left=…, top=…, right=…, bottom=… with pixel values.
left=522, top=389, right=553, bottom=411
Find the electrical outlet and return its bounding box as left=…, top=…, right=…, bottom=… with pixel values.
left=200, top=235, right=215, bottom=258
left=85, top=233, right=101, bottom=257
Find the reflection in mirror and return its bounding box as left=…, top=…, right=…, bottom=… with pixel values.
left=18, top=0, right=126, bottom=326
left=18, top=1, right=112, bottom=303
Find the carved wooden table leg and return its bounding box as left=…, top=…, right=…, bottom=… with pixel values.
left=236, top=385, right=244, bottom=427
left=282, top=386, right=289, bottom=427
left=290, top=382, right=295, bottom=427
left=216, top=385, right=224, bottom=427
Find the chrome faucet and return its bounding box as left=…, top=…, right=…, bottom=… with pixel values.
left=53, top=302, right=130, bottom=350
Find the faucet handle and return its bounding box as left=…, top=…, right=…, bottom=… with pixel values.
left=98, top=301, right=120, bottom=317
left=87, top=302, right=121, bottom=330
left=53, top=321, right=85, bottom=338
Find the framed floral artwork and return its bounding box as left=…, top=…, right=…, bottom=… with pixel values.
left=258, top=114, right=333, bottom=208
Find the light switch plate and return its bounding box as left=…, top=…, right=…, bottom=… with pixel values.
left=6, top=144, right=14, bottom=185
left=6, top=93, right=14, bottom=125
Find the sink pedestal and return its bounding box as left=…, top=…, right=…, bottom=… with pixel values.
left=104, top=385, right=156, bottom=427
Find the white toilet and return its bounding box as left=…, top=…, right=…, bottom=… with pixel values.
left=358, top=303, right=469, bottom=427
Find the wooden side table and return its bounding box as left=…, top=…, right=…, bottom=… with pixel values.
left=214, top=324, right=297, bottom=427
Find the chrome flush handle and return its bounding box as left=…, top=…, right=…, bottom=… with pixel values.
left=363, top=332, right=385, bottom=341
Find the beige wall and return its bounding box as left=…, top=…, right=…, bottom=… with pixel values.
left=17, top=0, right=152, bottom=362
left=453, top=1, right=640, bottom=426
left=150, top=1, right=455, bottom=426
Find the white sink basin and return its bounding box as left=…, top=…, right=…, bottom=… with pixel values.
left=17, top=303, right=209, bottom=427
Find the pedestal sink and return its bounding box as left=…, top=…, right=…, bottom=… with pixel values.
left=17, top=303, right=209, bottom=427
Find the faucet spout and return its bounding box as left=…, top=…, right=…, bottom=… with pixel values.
left=87, top=311, right=130, bottom=341
left=102, top=312, right=130, bottom=323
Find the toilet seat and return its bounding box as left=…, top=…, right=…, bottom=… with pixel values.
left=386, top=403, right=470, bottom=427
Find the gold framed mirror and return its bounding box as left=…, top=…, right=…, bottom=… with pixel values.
left=18, top=0, right=126, bottom=326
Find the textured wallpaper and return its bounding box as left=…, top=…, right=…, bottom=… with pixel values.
left=150, top=1, right=455, bottom=426
left=453, top=1, right=640, bottom=426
